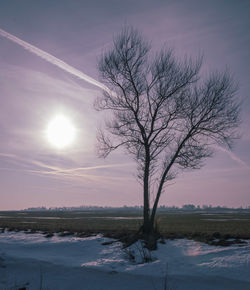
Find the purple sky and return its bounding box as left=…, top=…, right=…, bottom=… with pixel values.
left=0, top=0, right=250, bottom=210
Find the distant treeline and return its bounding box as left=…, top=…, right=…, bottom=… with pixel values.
left=22, top=204, right=250, bottom=212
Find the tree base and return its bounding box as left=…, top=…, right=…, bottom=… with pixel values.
left=138, top=224, right=161, bottom=250
left=119, top=224, right=161, bottom=251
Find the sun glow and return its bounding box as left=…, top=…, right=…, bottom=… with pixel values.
left=46, top=115, right=76, bottom=149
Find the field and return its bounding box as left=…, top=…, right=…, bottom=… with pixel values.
left=1, top=210, right=250, bottom=242
left=1, top=210, right=250, bottom=289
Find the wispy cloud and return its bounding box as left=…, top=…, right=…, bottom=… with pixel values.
left=0, top=152, right=134, bottom=184
left=0, top=28, right=109, bottom=92
left=213, top=145, right=250, bottom=170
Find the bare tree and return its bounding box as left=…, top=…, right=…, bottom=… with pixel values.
left=95, top=27, right=240, bottom=245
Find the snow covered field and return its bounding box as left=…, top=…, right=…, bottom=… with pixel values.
left=0, top=231, right=249, bottom=290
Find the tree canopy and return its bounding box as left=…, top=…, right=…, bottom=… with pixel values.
left=95, top=27, right=241, bottom=244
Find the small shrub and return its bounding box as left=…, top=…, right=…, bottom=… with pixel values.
left=135, top=240, right=153, bottom=263
left=123, top=248, right=135, bottom=262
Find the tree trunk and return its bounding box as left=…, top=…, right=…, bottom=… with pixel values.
left=150, top=190, right=161, bottom=230
left=142, top=148, right=151, bottom=235
left=150, top=166, right=170, bottom=233
left=143, top=165, right=150, bottom=234
left=150, top=142, right=185, bottom=228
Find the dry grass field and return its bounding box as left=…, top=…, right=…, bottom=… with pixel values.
left=1, top=210, right=250, bottom=243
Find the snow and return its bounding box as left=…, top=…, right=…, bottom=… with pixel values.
left=0, top=231, right=249, bottom=289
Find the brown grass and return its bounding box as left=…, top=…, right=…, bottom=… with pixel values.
left=0, top=211, right=249, bottom=240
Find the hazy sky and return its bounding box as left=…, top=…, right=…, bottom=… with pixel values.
left=0, top=0, right=250, bottom=210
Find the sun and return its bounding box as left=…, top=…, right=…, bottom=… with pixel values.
left=46, top=115, right=76, bottom=149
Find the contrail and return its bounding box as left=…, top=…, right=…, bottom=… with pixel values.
left=213, top=145, right=250, bottom=169
left=0, top=28, right=109, bottom=92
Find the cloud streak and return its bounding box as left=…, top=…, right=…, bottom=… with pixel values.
left=0, top=28, right=109, bottom=92
left=213, top=145, right=250, bottom=170
left=0, top=152, right=134, bottom=183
